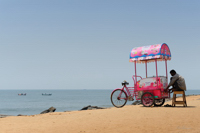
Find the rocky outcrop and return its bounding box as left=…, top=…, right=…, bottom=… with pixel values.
left=40, top=106, right=56, bottom=114
left=0, top=114, right=12, bottom=118
left=80, top=105, right=106, bottom=110
left=17, top=114, right=27, bottom=116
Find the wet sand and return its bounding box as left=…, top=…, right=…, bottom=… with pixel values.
left=0, top=95, right=200, bottom=133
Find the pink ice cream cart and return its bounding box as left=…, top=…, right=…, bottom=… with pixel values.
left=111, top=43, right=171, bottom=107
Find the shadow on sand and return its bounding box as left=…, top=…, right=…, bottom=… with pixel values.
left=140, top=105, right=196, bottom=108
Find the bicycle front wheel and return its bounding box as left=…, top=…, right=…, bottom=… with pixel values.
left=111, top=89, right=127, bottom=108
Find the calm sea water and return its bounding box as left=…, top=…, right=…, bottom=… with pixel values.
left=0, top=89, right=200, bottom=116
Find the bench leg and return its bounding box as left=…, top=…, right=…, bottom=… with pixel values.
left=183, top=93, right=187, bottom=107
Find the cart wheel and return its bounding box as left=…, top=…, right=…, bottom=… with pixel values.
left=154, top=99, right=165, bottom=106
left=141, top=92, right=155, bottom=107
left=111, top=89, right=127, bottom=108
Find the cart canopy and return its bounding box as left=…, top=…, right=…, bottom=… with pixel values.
left=129, top=43, right=171, bottom=63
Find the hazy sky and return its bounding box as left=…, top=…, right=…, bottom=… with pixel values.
left=0, top=0, right=199, bottom=90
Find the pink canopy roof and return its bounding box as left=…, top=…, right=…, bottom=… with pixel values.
left=129, top=43, right=171, bottom=63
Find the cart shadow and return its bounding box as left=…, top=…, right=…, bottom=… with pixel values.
left=139, top=106, right=196, bottom=108
left=156, top=106, right=196, bottom=108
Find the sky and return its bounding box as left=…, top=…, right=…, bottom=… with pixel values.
left=0, top=0, right=200, bottom=90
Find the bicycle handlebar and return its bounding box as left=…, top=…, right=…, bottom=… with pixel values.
left=122, top=81, right=129, bottom=86
left=132, top=75, right=142, bottom=79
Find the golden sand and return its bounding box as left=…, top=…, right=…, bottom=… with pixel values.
left=0, top=95, right=200, bottom=133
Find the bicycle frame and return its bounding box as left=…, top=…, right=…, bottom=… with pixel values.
left=112, top=75, right=142, bottom=100
left=112, top=85, right=135, bottom=100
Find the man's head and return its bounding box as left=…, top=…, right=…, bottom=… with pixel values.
left=170, top=69, right=176, bottom=76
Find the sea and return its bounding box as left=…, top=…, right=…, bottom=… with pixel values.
left=0, top=89, right=200, bottom=116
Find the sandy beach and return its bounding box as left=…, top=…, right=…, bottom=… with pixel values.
left=0, top=95, right=200, bottom=133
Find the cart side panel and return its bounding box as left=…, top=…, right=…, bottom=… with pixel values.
left=135, top=76, right=168, bottom=100
left=137, top=77, right=159, bottom=91
left=136, top=77, right=167, bottom=90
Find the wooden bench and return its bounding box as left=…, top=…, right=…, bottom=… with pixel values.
left=172, top=91, right=187, bottom=107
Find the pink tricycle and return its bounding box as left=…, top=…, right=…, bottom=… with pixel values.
left=111, top=43, right=171, bottom=107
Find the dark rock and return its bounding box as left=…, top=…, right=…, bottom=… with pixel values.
left=80, top=105, right=106, bottom=110
left=40, top=106, right=56, bottom=114
left=0, top=114, right=11, bottom=118
left=132, top=101, right=141, bottom=105
left=64, top=110, right=71, bottom=112
left=17, top=114, right=26, bottom=116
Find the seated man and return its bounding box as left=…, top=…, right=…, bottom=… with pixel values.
left=166, top=70, right=186, bottom=92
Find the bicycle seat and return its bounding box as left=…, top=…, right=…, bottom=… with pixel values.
left=122, top=81, right=129, bottom=86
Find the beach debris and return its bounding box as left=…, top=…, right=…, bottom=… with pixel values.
left=132, top=101, right=141, bottom=105
left=164, top=104, right=172, bottom=107
left=80, top=105, right=106, bottom=110
left=40, top=106, right=56, bottom=114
